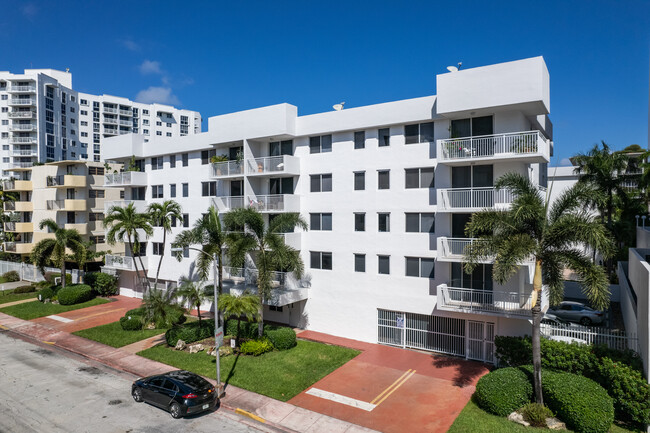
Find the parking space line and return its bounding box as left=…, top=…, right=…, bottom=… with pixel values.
left=47, top=315, right=74, bottom=323
left=370, top=369, right=413, bottom=405
left=306, top=388, right=376, bottom=411
left=373, top=369, right=416, bottom=407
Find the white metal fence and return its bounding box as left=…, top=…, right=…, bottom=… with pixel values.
left=540, top=323, right=639, bottom=352
left=0, top=260, right=83, bottom=285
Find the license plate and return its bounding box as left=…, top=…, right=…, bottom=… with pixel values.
left=202, top=404, right=209, bottom=410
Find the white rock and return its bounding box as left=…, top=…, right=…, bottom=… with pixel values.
left=546, top=417, right=566, bottom=430
left=188, top=344, right=204, bottom=354
left=507, top=412, right=530, bottom=427
left=174, top=340, right=186, bottom=350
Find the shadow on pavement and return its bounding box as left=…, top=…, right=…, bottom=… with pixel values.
left=431, top=354, right=490, bottom=388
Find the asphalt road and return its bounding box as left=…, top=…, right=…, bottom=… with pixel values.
left=0, top=331, right=265, bottom=433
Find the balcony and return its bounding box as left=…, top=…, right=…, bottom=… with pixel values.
left=9, top=98, right=36, bottom=106
left=4, top=222, right=33, bottom=232
left=223, top=267, right=309, bottom=306
left=437, top=187, right=514, bottom=212
left=211, top=196, right=245, bottom=212
left=104, top=254, right=148, bottom=271
left=119, top=109, right=133, bottom=116
left=104, top=200, right=148, bottom=214
left=436, top=237, right=492, bottom=263
left=104, top=128, right=118, bottom=135
left=3, top=242, right=33, bottom=254
left=104, top=118, right=118, bottom=125
left=245, top=155, right=300, bottom=177
left=47, top=199, right=87, bottom=211
left=4, top=201, right=32, bottom=212
left=3, top=180, right=32, bottom=191
left=210, top=161, right=244, bottom=178
left=10, top=162, right=34, bottom=169
left=47, top=175, right=87, bottom=188
left=437, top=284, right=548, bottom=318
left=437, top=131, right=550, bottom=165
left=8, top=111, right=35, bottom=119
left=119, top=119, right=132, bottom=126
left=248, top=194, right=300, bottom=213
left=103, top=106, right=118, bottom=114
left=65, top=223, right=88, bottom=235
left=12, top=149, right=38, bottom=157
left=119, top=129, right=131, bottom=135
left=280, top=232, right=301, bottom=250
left=104, top=171, right=148, bottom=186
left=9, top=123, right=36, bottom=132
left=9, top=137, right=36, bottom=144
left=8, top=85, right=36, bottom=93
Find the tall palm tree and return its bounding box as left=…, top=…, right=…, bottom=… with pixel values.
left=104, top=203, right=153, bottom=293
left=218, top=292, right=259, bottom=345
left=464, top=173, right=614, bottom=405
left=176, top=277, right=210, bottom=324
left=30, top=219, right=85, bottom=288
left=224, top=208, right=307, bottom=337
left=147, top=200, right=183, bottom=290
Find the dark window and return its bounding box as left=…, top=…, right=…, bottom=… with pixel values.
left=354, top=254, right=365, bottom=272
left=269, top=140, right=293, bottom=156
left=354, top=213, right=365, bottom=232
left=182, top=153, right=188, bottom=166
left=170, top=184, right=176, bottom=198
left=169, top=154, right=176, bottom=168
left=309, top=135, right=332, bottom=154
left=354, top=172, right=365, bottom=191
left=405, top=257, right=435, bottom=278
left=310, top=174, right=332, bottom=192
left=182, top=183, right=188, bottom=197
left=378, top=213, right=390, bottom=232
left=378, top=170, right=390, bottom=190
left=405, top=213, right=435, bottom=233
left=182, top=214, right=189, bottom=227
left=153, top=242, right=164, bottom=256
left=310, top=251, right=332, bottom=270
left=405, top=167, right=434, bottom=189
left=201, top=181, right=217, bottom=197
left=310, top=213, right=332, bottom=231
left=152, top=185, right=163, bottom=199
left=354, top=131, right=365, bottom=149
left=378, top=128, right=390, bottom=147
left=151, top=157, right=163, bottom=170
left=378, top=255, right=390, bottom=275
left=405, top=122, right=434, bottom=144
left=201, top=149, right=216, bottom=165
left=89, top=189, right=105, bottom=198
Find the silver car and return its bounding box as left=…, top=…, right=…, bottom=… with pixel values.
left=548, top=301, right=604, bottom=326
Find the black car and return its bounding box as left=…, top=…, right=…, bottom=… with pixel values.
left=132, top=370, right=217, bottom=418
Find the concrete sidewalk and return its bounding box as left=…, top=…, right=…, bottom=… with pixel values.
left=0, top=312, right=378, bottom=433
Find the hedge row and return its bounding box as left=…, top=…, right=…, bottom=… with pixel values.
left=165, top=319, right=215, bottom=346
left=57, top=284, right=95, bottom=305
left=474, top=367, right=532, bottom=416
left=13, top=285, right=36, bottom=294
left=84, top=272, right=118, bottom=296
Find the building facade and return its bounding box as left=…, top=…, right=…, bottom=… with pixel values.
left=102, top=57, right=553, bottom=363
left=0, top=69, right=201, bottom=177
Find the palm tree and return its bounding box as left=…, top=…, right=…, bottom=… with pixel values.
left=147, top=200, right=183, bottom=290
left=141, top=287, right=184, bottom=328
left=463, top=173, right=614, bottom=405
left=104, top=203, right=153, bottom=293
left=224, top=208, right=307, bottom=337
left=30, top=219, right=85, bottom=288
left=177, top=277, right=210, bottom=324
left=218, top=292, right=259, bottom=345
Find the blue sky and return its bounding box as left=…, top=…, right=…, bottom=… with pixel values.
left=2, top=1, right=648, bottom=163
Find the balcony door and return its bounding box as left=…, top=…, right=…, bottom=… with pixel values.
left=451, top=116, right=494, bottom=157
left=269, top=177, right=293, bottom=195
left=451, top=165, right=493, bottom=208
left=451, top=262, right=493, bottom=291
left=452, top=214, right=472, bottom=238
left=230, top=180, right=243, bottom=197
left=269, top=140, right=293, bottom=157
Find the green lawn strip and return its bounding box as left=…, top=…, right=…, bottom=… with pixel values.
left=0, top=298, right=109, bottom=320
left=448, top=399, right=638, bottom=433
left=72, top=321, right=167, bottom=348
left=0, top=291, right=37, bottom=305
left=138, top=340, right=359, bottom=401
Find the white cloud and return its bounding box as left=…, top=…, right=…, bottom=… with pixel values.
left=559, top=158, right=572, bottom=166
left=121, top=39, right=140, bottom=51
left=139, top=60, right=162, bottom=75
left=135, top=87, right=180, bottom=105
left=21, top=3, right=38, bottom=18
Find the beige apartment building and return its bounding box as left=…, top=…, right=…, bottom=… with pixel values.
left=2, top=160, right=124, bottom=261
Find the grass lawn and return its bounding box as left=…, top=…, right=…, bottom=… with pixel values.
left=0, top=291, right=37, bottom=305
left=0, top=298, right=109, bottom=320
left=448, top=399, right=639, bottom=433
left=138, top=340, right=359, bottom=401
left=73, top=321, right=167, bottom=348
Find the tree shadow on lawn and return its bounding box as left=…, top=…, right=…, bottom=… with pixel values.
left=431, top=354, right=491, bottom=388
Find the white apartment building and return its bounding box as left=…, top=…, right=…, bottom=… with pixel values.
left=102, top=57, right=553, bottom=363
left=0, top=69, right=201, bottom=176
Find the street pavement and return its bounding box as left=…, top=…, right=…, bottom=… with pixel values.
left=0, top=331, right=267, bottom=433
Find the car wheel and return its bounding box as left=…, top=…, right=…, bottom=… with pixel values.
left=132, top=387, right=143, bottom=403
left=580, top=317, right=592, bottom=326
left=170, top=402, right=182, bottom=419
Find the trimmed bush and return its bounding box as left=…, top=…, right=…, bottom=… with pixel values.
left=264, top=326, right=297, bottom=350
left=474, top=367, right=532, bottom=416
left=240, top=338, right=274, bottom=356
left=83, top=272, right=98, bottom=288
left=225, top=318, right=258, bottom=340
left=119, top=315, right=144, bottom=331
left=45, top=272, right=72, bottom=286
left=125, top=307, right=145, bottom=317
left=541, top=369, right=614, bottom=433
left=165, top=319, right=215, bottom=346
left=38, top=287, right=55, bottom=302
left=2, top=270, right=20, bottom=282
left=521, top=402, right=553, bottom=427
left=90, top=272, right=118, bottom=296
left=35, top=280, right=53, bottom=290
left=12, top=285, right=36, bottom=294
left=57, top=284, right=95, bottom=305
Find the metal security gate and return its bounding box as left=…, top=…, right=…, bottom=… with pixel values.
left=467, top=321, right=495, bottom=363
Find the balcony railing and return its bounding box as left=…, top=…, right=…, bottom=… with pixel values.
left=12, top=149, right=37, bottom=156
left=8, top=111, right=35, bottom=119
left=9, top=124, right=36, bottom=131
left=222, top=266, right=309, bottom=306
left=46, top=199, right=86, bottom=211
left=4, top=222, right=33, bottom=232
left=245, top=155, right=300, bottom=176
left=4, top=201, right=32, bottom=212
left=3, top=242, right=33, bottom=254
left=9, top=98, right=36, bottom=106
left=104, top=254, right=147, bottom=271
left=104, top=128, right=118, bottom=135
left=248, top=194, right=300, bottom=212
left=211, top=196, right=245, bottom=212
left=8, top=85, right=36, bottom=93
left=210, top=161, right=244, bottom=178
left=9, top=137, right=36, bottom=144
left=104, top=171, right=148, bottom=186
left=438, top=131, right=549, bottom=163
left=119, top=119, right=131, bottom=126
left=2, top=180, right=32, bottom=190
left=437, top=187, right=515, bottom=212
left=10, top=162, right=34, bottom=168
left=103, top=107, right=118, bottom=114
left=104, top=118, right=118, bottom=125
left=46, top=175, right=86, bottom=188
left=437, top=237, right=490, bottom=262
left=104, top=200, right=148, bottom=214
left=119, top=109, right=133, bottom=116
left=437, top=284, right=548, bottom=318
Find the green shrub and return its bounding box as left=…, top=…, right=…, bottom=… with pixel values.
left=593, top=357, right=650, bottom=427
left=119, top=315, right=143, bottom=331
left=541, top=369, right=614, bottom=433
left=57, top=284, right=95, bottom=305
left=240, top=338, right=274, bottom=356
left=83, top=272, right=98, bottom=288
left=521, top=402, right=553, bottom=427
left=2, top=270, right=20, bottom=282
left=45, top=272, right=72, bottom=285
left=474, top=367, right=532, bottom=416
left=91, top=272, right=118, bottom=296
left=165, top=319, right=215, bottom=346
left=264, top=326, right=296, bottom=350
left=13, top=285, right=36, bottom=294
left=125, top=307, right=145, bottom=317
left=35, top=280, right=53, bottom=290
left=38, top=287, right=55, bottom=302
left=225, top=318, right=258, bottom=339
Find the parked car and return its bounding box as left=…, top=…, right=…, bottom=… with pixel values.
left=132, top=370, right=217, bottom=418
left=547, top=301, right=604, bottom=326
left=541, top=313, right=577, bottom=327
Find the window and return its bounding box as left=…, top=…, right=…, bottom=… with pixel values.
left=269, top=140, right=293, bottom=156
left=354, top=131, right=365, bottom=149
left=143, top=109, right=149, bottom=115
left=201, top=181, right=217, bottom=196
left=182, top=153, right=188, bottom=166
left=166, top=132, right=172, bottom=137
left=182, top=214, right=189, bottom=227
left=378, top=213, right=390, bottom=232
left=156, top=121, right=162, bottom=126
left=309, top=135, right=332, bottom=154
left=405, top=213, right=435, bottom=233
left=152, top=185, right=164, bottom=199
left=143, top=129, right=149, bottom=135
left=81, top=99, right=88, bottom=105
left=310, top=213, right=332, bottom=231
left=89, top=212, right=104, bottom=221
left=201, top=149, right=216, bottom=165
left=405, top=167, right=434, bottom=189
left=170, top=183, right=176, bottom=198
left=405, top=257, right=435, bottom=278
left=70, top=107, right=75, bottom=113
left=156, top=131, right=162, bottom=136
left=182, top=183, right=188, bottom=197
left=171, top=215, right=177, bottom=227
left=378, top=255, right=390, bottom=275
left=354, top=254, right=366, bottom=272
left=81, top=132, right=88, bottom=137
left=310, top=174, right=332, bottom=192
left=378, top=170, right=390, bottom=190
left=354, top=172, right=365, bottom=191
left=166, top=122, right=171, bottom=128
left=354, top=213, right=365, bottom=231
left=378, top=128, right=390, bottom=147
left=90, top=235, right=105, bottom=244
left=310, top=251, right=332, bottom=270
left=88, top=166, right=104, bottom=175
left=169, top=154, right=176, bottom=168
left=153, top=243, right=164, bottom=256
left=88, top=189, right=105, bottom=198
left=404, top=122, right=434, bottom=144
left=269, top=305, right=283, bottom=312
left=143, top=119, right=149, bottom=125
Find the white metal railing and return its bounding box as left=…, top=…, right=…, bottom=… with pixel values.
left=9, top=124, right=36, bottom=131
left=46, top=200, right=64, bottom=210
left=119, top=109, right=132, bottom=116
left=9, top=85, right=36, bottom=92
left=119, top=130, right=131, bottom=135
left=9, top=98, right=36, bottom=105
left=11, top=162, right=34, bottom=168
left=246, top=156, right=287, bottom=175
left=437, top=238, right=487, bottom=260
left=437, top=187, right=514, bottom=211
left=104, top=118, right=118, bottom=125
left=119, top=119, right=131, bottom=126
left=104, top=128, right=118, bottom=134
left=437, top=285, right=545, bottom=317
left=248, top=194, right=299, bottom=212
left=9, top=137, right=36, bottom=144
left=104, top=171, right=147, bottom=185
left=540, top=323, right=638, bottom=352
left=210, top=160, right=244, bottom=177
left=104, top=254, right=148, bottom=271
left=8, top=111, right=35, bottom=118
left=12, top=149, right=37, bottom=156
left=104, top=200, right=147, bottom=213
left=438, top=131, right=548, bottom=161
left=3, top=242, right=16, bottom=252
left=103, top=107, right=118, bottom=113
left=211, top=196, right=245, bottom=211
